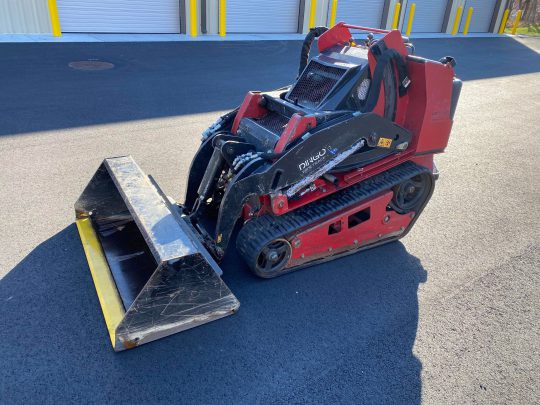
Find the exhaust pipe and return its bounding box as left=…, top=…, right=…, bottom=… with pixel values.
left=75, top=156, right=239, bottom=351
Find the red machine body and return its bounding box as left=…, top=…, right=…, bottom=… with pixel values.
left=224, top=24, right=459, bottom=271
left=74, top=22, right=462, bottom=350
left=75, top=23, right=461, bottom=350
left=181, top=22, right=462, bottom=278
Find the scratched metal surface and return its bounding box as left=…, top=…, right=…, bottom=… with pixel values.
left=116, top=257, right=240, bottom=349
left=74, top=156, right=240, bottom=350
left=105, top=156, right=199, bottom=263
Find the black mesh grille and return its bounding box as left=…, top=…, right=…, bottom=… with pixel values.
left=286, top=60, right=347, bottom=107
left=253, top=112, right=290, bottom=135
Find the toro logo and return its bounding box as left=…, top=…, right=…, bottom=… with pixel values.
left=298, top=148, right=327, bottom=171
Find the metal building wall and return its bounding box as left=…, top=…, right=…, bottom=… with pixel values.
left=0, top=0, right=51, bottom=33
left=204, top=0, right=219, bottom=34
left=332, top=0, right=386, bottom=28
left=57, top=0, right=180, bottom=33
left=402, top=0, right=449, bottom=32
left=227, top=0, right=301, bottom=33
left=459, top=0, right=498, bottom=32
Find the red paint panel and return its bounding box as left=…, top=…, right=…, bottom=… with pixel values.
left=274, top=114, right=316, bottom=153
left=285, top=177, right=339, bottom=212
left=289, top=191, right=412, bottom=263
left=231, top=92, right=267, bottom=134
left=318, top=22, right=352, bottom=53
left=270, top=193, right=289, bottom=215
left=405, top=59, right=454, bottom=153
left=379, top=29, right=408, bottom=57
left=410, top=155, right=434, bottom=172
left=342, top=151, right=415, bottom=184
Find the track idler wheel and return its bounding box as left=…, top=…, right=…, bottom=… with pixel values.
left=252, top=238, right=292, bottom=278
left=389, top=172, right=432, bottom=214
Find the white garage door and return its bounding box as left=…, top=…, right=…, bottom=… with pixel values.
left=460, top=0, right=497, bottom=32
left=330, top=0, right=385, bottom=28
left=57, top=0, right=180, bottom=33
left=405, top=0, right=448, bottom=33
left=227, top=0, right=300, bottom=33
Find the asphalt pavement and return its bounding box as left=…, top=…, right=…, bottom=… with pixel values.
left=0, top=36, right=539, bottom=404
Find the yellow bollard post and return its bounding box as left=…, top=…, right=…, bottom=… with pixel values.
left=463, top=7, right=473, bottom=35
left=498, top=9, right=509, bottom=34
left=47, top=0, right=61, bottom=37
left=511, top=9, right=522, bottom=35
left=405, top=3, right=415, bottom=36
left=392, top=2, right=401, bottom=30
left=189, top=0, right=198, bottom=37
left=219, top=0, right=226, bottom=37
left=309, top=0, right=317, bottom=29
left=452, top=5, right=463, bottom=35
left=329, top=0, right=338, bottom=28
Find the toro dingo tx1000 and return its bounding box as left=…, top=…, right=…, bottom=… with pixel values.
left=75, top=23, right=461, bottom=351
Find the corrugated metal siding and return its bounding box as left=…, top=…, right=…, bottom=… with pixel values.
left=405, top=0, right=448, bottom=32
left=0, top=0, right=51, bottom=34
left=206, top=0, right=219, bottom=34
left=331, top=0, right=385, bottom=28
left=460, top=0, right=497, bottom=32
left=227, top=0, right=300, bottom=33
left=57, top=0, right=180, bottom=33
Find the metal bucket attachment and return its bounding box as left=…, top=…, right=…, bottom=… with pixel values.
left=75, top=156, right=239, bottom=351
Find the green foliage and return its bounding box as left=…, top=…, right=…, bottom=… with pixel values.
left=505, top=23, right=540, bottom=36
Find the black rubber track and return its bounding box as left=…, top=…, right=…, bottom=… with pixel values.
left=237, top=161, right=430, bottom=277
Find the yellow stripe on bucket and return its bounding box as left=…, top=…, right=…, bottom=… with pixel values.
left=76, top=218, right=125, bottom=347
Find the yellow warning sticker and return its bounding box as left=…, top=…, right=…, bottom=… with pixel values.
left=377, top=137, right=392, bottom=148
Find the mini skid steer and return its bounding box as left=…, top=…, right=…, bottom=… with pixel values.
left=75, top=23, right=461, bottom=351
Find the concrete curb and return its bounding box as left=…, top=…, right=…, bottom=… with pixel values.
left=0, top=32, right=508, bottom=43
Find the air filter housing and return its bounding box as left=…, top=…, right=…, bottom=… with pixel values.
left=285, top=46, right=370, bottom=110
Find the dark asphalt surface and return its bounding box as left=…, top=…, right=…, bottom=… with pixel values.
left=1, top=37, right=539, bottom=404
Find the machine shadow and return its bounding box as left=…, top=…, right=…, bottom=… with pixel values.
left=0, top=37, right=538, bottom=137
left=1, top=223, right=426, bottom=403
left=0, top=41, right=301, bottom=137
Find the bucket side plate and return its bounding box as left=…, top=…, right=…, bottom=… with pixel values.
left=75, top=156, right=240, bottom=351
left=115, top=256, right=240, bottom=350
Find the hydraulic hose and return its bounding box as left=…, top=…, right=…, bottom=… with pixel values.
left=298, top=26, right=328, bottom=77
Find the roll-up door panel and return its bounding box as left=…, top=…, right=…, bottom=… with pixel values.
left=405, top=0, right=448, bottom=33
left=227, top=0, right=300, bottom=33
left=57, top=0, right=180, bottom=33
left=331, top=0, right=385, bottom=28
left=460, top=0, right=497, bottom=32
